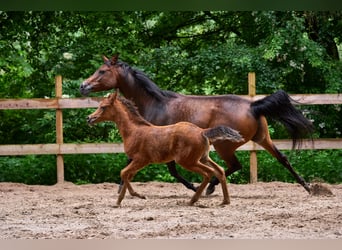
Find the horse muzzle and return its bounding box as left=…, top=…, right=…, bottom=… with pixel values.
left=80, top=82, right=92, bottom=96
left=86, top=116, right=97, bottom=125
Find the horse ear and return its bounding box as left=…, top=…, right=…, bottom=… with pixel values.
left=111, top=53, right=119, bottom=65
left=102, top=55, right=109, bottom=62
left=110, top=90, right=118, bottom=102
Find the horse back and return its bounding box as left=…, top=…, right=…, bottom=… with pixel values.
left=166, top=94, right=255, bottom=128
left=125, top=122, right=208, bottom=164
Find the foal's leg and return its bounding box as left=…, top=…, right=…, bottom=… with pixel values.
left=181, top=162, right=213, bottom=205
left=167, top=161, right=197, bottom=192
left=118, top=158, right=132, bottom=194
left=116, top=182, right=127, bottom=207
left=116, top=161, right=146, bottom=206
left=121, top=165, right=146, bottom=199
left=204, top=157, right=230, bottom=205
left=206, top=143, right=243, bottom=195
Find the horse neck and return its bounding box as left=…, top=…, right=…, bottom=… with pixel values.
left=116, top=69, right=160, bottom=114
left=110, top=100, right=149, bottom=139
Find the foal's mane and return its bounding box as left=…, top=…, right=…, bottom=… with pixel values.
left=117, top=95, right=152, bottom=126
left=116, top=61, right=178, bottom=102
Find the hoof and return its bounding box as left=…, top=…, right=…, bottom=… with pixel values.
left=205, top=185, right=215, bottom=196
left=304, top=183, right=312, bottom=194
left=133, top=192, right=146, bottom=199
left=220, top=200, right=230, bottom=206
left=190, top=184, right=198, bottom=192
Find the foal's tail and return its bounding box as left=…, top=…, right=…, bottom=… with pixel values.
left=203, top=126, right=244, bottom=144
left=250, top=90, right=314, bottom=148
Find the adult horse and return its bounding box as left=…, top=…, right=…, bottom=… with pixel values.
left=80, top=54, right=314, bottom=195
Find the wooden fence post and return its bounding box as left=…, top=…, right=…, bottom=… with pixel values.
left=55, top=75, right=64, bottom=183
left=248, top=72, right=258, bottom=184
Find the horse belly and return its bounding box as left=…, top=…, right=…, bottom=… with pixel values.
left=150, top=125, right=205, bottom=163
left=169, top=125, right=206, bottom=163
left=128, top=129, right=177, bottom=163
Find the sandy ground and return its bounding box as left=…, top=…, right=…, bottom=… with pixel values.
left=0, top=181, right=341, bottom=239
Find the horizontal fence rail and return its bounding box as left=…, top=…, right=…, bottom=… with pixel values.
left=1, top=94, right=342, bottom=110
left=0, top=138, right=342, bottom=156
left=0, top=74, right=341, bottom=184
left=1, top=139, right=342, bottom=156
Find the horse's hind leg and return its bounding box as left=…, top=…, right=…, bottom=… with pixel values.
left=167, top=161, right=197, bottom=192
left=190, top=176, right=210, bottom=205
left=206, top=143, right=243, bottom=195
left=181, top=162, right=212, bottom=205
left=204, top=157, right=230, bottom=205
left=252, top=116, right=311, bottom=193
left=259, top=139, right=311, bottom=193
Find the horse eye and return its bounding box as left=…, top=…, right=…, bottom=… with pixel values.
left=99, top=70, right=106, bottom=74
left=100, top=106, right=106, bottom=111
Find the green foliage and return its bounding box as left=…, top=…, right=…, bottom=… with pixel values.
left=64, top=154, right=125, bottom=184
left=257, top=150, right=342, bottom=184
left=1, top=150, right=341, bottom=185
left=0, top=155, right=56, bottom=184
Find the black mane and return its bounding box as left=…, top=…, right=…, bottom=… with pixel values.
left=116, top=61, right=178, bottom=102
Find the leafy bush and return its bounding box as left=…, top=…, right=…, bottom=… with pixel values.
left=251, top=149, right=342, bottom=184
left=64, top=154, right=125, bottom=184
left=0, top=155, right=56, bottom=185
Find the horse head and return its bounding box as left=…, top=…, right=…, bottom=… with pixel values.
left=80, top=54, right=121, bottom=96
left=87, top=91, right=118, bottom=125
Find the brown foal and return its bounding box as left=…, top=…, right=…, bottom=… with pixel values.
left=87, top=91, right=244, bottom=207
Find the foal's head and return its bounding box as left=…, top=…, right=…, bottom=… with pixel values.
left=87, top=91, right=119, bottom=125
left=87, top=91, right=152, bottom=127
left=80, top=54, right=121, bottom=95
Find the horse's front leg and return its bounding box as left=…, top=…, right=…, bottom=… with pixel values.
left=116, top=182, right=127, bottom=207
left=167, top=161, right=197, bottom=192
left=116, top=178, right=145, bottom=207
left=118, top=158, right=132, bottom=194
left=121, top=161, right=146, bottom=200
left=126, top=180, right=146, bottom=200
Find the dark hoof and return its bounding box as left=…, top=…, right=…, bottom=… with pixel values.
left=205, top=184, right=215, bottom=196
left=304, top=183, right=312, bottom=194
left=191, top=184, right=199, bottom=192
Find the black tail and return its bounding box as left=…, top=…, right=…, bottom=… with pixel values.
left=203, top=125, right=244, bottom=144
left=251, top=90, right=314, bottom=148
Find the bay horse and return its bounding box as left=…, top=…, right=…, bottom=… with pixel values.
left=80, top=54, right=314, bottom=195
left=87, top=91, right=244, bottom=206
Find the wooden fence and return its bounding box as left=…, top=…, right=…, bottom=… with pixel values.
left=1, top=74, right=342, bottom=184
